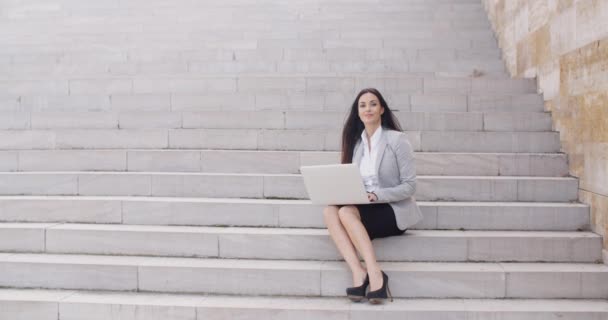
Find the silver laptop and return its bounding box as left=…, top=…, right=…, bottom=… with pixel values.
left=300, top=164, right=370, bottom=205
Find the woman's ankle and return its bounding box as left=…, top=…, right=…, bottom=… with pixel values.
left=351, top=268, right=368, bottom=286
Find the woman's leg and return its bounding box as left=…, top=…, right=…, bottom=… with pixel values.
left=323, top=205, right=367, bottom=286
left=337, top=205, right=384, bottom=291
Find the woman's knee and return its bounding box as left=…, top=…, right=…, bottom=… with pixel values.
left=323, top=205, right=340, bottom=225
left=337, top=205, right=360, bottom=223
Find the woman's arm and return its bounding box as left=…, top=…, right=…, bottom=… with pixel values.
left=373, top=134, right=416, bottom=203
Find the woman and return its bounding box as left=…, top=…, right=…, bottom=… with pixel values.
left=323, top=88, right=422, bottom=304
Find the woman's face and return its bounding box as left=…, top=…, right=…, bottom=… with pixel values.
left=358, top=92, right=384, bottom=127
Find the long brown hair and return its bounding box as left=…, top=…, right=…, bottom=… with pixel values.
left=341, top=88, right=402, bottom=164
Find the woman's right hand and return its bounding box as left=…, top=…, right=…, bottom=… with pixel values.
left=367, top=192, right=378, bottom=202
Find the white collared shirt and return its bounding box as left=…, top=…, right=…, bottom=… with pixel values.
left=359, top=126, right=382, bottom=193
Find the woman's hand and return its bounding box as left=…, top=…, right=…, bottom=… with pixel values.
left=367, top=192, right=378, bottom=202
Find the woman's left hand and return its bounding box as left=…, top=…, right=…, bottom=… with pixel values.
left=367, top=192, right=378, bottom=202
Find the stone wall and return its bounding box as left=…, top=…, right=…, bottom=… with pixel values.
left=483, top=0, right=608, bottom=260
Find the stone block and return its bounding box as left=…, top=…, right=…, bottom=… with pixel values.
left=323, top=130, right=347, bottom=151
left=60, top=301, right=196, bottom=320
left=471, top=78, right=536, bottom=94
left=469, top=94, right=544, bottom=112
left=263, top=175, right=307, bottom=199
left=0, top=173, right=78, bottom=195
left=182, top=111, right=283, bottom=129
left=19, top=150, right=127, bottom=171
left=46, top=224, right=219, bottom=257
left=306, top=77, right=355, bottom=93
left=150, top=174, right=263, bottom=198
left=127, top=150, right=200, bottom=172
left=122, top=199, right=278, bottom=227
left=0, top=152, right=18, bottom=171
left=0, top=300, right=58, bottom=320
left=0, top=112, right=30, bottom=129
left=0, top=255, right=138, bottom=291
left=69, top=79, right=132, bottom=95
left=256, top=94, right=325, bottom=111
left=0, top=224, right=47, bottom=252
left=258, top=130, right=326, bottom=151
left=0, top=80, right=68, bottom=95
left=355, top=77, right=423, bottom=94
left=483, top=112, right=552, bottom=131
left=169, top=129, right=258, bottom=149
left=410, top=95, right=467, bottom=112
left=111, top=94, right=171, bottom=111
left=171, top=94, right=255, bottom=111
left=323, top=39, right=382, bottom=49
left=118, top=111, right=182, bottom=129
left=436, top=203, right=589, bottom=231
left=179, top=49, right=232, bottom=62
left=467, top=231, right=601, bottom=262
left=285, top=111, right=345, bottom=130
left=321, top=262, right=505, bottom=298
left=190, top=61, right=276, bottom=73
left=503, top=263, right=608, bottom=298
left=20, top=95, right=111, bottom=112
left=373, top=231, right=468, bottom=261
left=0, top=198, right=122, bottom=224
left=416, top=176, right=518, bottom=201
left=420, top=132, right=560, bottom=152
left=498, top=153, right=569, bottom=176
left=396, top=112, right=483, bottom=131
left=516, top=178, right=579, bottom=202
left=78, top=173, right=151, bottom=196
left=218, top=230, right=340, bottom=260
left=299, top=152, right=340, bottom=167
left=134, top=78, right=236, bottom=94
left=201, top=150, right=299, bottom=174
left=416, top=152, right=499, bottom=176
left=138, top=260, right=321, bottom=295
left=0, top=96, right=20, bottom=111
left=424, top=78, right=472, bottom=94
left=31, top=111, right=118, bottom=129
left=277, top=203, right=326, bottom=228
left=238, top=77, right=306, bottom=93
left=258, top=39, right=322, bottom=49
left=232, top=48, right=283, bottom=61
left=55, top=129, right=169, bottom=149
left=277, top=61, right=331, bottom=73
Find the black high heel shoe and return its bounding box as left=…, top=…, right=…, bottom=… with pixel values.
left=346, top=274, right=369, bottom=302
left=366, top=271, right=393, bottom=304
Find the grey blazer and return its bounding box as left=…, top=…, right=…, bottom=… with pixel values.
left=352, top=128, right=423, bottom=230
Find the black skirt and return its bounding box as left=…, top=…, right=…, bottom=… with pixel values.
left=339, top=203, right=406, bottom=240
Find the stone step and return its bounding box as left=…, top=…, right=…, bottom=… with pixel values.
left=0, top=172, right=579, bottom=202
left=5, top=93, right=544, bottom=113
left=3, top=5, right=488, bottom=18
left=2, top=21, right=491, bottom=34
left=1, top=36, right=496, bottom=57
left=0, top=76, right=536, bottom=95
left=0, top=196, right=589, bottom=231
left=3, top=48, right=502, bottom=64
left=3, top=37, right=497, bottom=52
left=2, top=39, right=498, bottom=55
left=0, top=223, right=601, bottom=262
left=2, top=44, right=500, bottom=62
left=3, top=289, right=608, bottom=320
left=1, top=60, right=507, bottom=77
left=0, top=253, right=607, bottom=298
left=0, top=129, right=561, bottom=153
left=0, top=111, right=552, bottom=131
left=0, top=150, right=569, bottom=177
